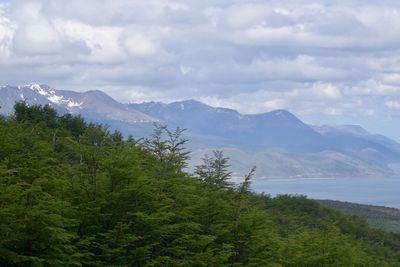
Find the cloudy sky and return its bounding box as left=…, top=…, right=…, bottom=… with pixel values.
left=0, top=0, right=399, bottom=140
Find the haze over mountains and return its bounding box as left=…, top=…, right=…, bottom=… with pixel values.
left=1, top=84, right=400, bottom=179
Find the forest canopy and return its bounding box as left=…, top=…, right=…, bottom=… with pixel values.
left=0, top=102, right=399, bottom=266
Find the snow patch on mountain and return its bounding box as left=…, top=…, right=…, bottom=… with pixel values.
left=18, top=83, right=83, bottom=110
left=48, top=94, right=63, bottom=104
left=18, top=83, right=48, bottom=96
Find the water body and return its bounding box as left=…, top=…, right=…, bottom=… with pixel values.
left=252, top=176, right=400, bottom=209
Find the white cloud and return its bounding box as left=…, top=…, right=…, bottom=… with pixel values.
left=0, top=4, right=13, bottom=60
left=364, top=109, right=376, bottom=116
left=54, top=19, right=124, bottom=63
left=123, top=34, right=158, bottom=58
left=324, top=107, right=343, bottom=116
left=180, top=65, right=193, bottom=75
left=382, top=73, right=400, bottom=85
left=13, top=23, right=61, bottom=55
left=0, top=0, right=399, bottom=140
left=348, top=80, right=400, bottom=96
left=262, top=99, right=286, bottom=110
left=385, top=100, right=400, bottom=109
left=311, top=83, right=342, bottom=99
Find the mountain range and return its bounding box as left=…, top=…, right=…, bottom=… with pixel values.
left=1, top=84, right=400, bottom=179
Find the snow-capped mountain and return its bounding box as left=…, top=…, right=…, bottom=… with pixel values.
left=0, top=84, right=157, bottom=123
left=1, top=84, right=400, bottom=178
left=18, top=84, right=83, bottom=110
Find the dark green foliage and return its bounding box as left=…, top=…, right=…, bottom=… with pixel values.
left=0, top=103, right=399, bottom=266
left=59, top=113, right=86, bottom=139
left=14, top=101, right=58, bottom=128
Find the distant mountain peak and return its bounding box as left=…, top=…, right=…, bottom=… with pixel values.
left=16, top=83, right=83, bottom=110
left=178, top=99, right=203, bottom=105
left=172, top=99, right=208, bottom=108
left=270, top=109, right=291, bottom=117
left=18, top=83, right=47, bottom=93
left=254, top=109, right=300, bottom=123
left=1, top=84, right=157, bottom=123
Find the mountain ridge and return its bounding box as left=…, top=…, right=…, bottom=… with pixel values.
left=0, top=84, right=158, bottom=123
left=1, top=84, right=400, bottom=178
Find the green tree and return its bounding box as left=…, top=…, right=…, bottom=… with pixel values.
left=195, top=150, right=233, bottom=190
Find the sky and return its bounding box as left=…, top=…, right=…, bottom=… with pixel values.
left=0, top=0, right=399, bottom=140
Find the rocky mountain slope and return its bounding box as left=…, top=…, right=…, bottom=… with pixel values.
left=1, top=84, right=400, bottom=178
left=0, top=84, right=157, bottom=123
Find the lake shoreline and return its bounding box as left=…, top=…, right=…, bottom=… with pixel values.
left=252, top=176, right=400, bottom=209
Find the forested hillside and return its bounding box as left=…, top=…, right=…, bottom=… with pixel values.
left=1, top=102, right=400, bottom=266
left=319, top=200, right=400, bottom=234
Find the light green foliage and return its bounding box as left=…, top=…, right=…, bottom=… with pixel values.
left=0, top=102, right=399, bottom=266
left=319, top=199, right=400, bottom=233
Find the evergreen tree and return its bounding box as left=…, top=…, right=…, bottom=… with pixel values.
left=195, top=150, right=233, bottom=189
